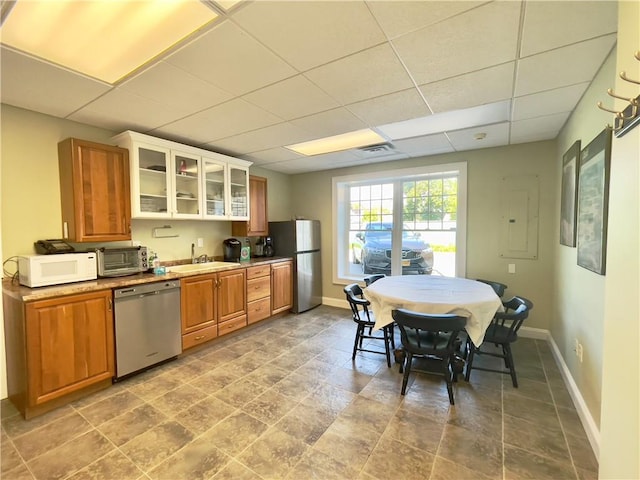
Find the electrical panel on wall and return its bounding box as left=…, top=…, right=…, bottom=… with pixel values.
left=499, top=175, right=539, bottom=259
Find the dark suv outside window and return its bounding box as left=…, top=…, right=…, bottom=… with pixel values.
left=353, top=223, right=433, bottom=275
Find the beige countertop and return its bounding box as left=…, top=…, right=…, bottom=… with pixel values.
left=2, top=256, right=292, bottom=302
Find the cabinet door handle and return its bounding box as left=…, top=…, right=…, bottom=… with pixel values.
left=194, top=335, right=206, bottom=341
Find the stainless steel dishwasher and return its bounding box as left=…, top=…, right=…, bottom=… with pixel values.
left=114, top=280, right=181, bottom=379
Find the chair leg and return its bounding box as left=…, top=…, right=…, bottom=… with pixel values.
left=389, top=323, right=396, bottom=350
left=352, top=325, right=362, bottom=360
left=383, top=326, right=391, bottom=368
left=504, top=343, right=518, bottom=388
left=400, top=353, right=412, bottom=395
left=445, top=358, right=455, bottom=405
left=464, top=344, right=476, bottom=381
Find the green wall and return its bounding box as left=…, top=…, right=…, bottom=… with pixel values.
left=290, top=141, right=558, bottom=332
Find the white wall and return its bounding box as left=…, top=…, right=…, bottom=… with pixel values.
left=598, top=1, right=640, bottom=477
left=554, top=49, right=616, bottom=429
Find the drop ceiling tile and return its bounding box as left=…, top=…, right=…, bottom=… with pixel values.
left=367, top=1, right=486, bottom=39
left=521, top=1, right=618, bottom=57
left=261, top=161, right=309, bottom=175
left=379, top=100, right=511, bottom=140
left=0, top=47, right=111, bottom=118
left=392, top=134, right=454, bottom=156
left=290, top=108, right=367, bottom=139
left=446, top=122, right=510, bottom=151
left=231, top=1, right=386, bottom=71
left=153, top=98, right=282, bottom=144
left=68, top=88, right=185, bottom=132
left=266, top=150, right=361, bottom=174
left=119, top=61, right=233, bottom=114
left=242, top=75, right=339, bottom=121
left=420, top=63, right=515, bottom=113
left=165, top=20, right=296, bottom=96
left=240, top=147, right=303, bottom=165
left=510, top=112, right=570, bottom=144
left=514, top=35, right=616, bottom=96
left=207, top=123, right=315, bottom=155
left=304, top=44, right=414, bottom=105
left=513, top=83, right=589, bottom=121
left=347, top=88, right=431, bottom=126
left=392, top=2, right=521, bottom=85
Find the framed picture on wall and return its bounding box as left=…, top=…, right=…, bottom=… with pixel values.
left=560, top=140, right=581, bottom=247
left=576, top=128, right=612, bottom=275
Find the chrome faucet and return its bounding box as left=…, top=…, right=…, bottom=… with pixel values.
left=197, top=254, right=208, bottom=264
left=191, top=243, right=195, bottom=264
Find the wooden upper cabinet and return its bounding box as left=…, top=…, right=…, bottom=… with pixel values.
left=232, top=175, right=268, bottom=237
left=58, top=138, right=131, bottom=242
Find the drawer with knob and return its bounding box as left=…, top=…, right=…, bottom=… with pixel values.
left=247, top=275, right=270, bottom=302
left=182, top=324, right=218, bottom=350
left=247, top=297, right=271, bottom=324
left=218, top=314, right=247, bottom=336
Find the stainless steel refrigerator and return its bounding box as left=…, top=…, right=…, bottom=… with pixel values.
left=268, top=220, right=322, bottom=313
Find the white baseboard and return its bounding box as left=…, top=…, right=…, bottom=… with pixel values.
left=519, top=327, right=600, bottom=461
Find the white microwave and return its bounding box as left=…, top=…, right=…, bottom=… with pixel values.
left=18, top=253, right=98, bottom=288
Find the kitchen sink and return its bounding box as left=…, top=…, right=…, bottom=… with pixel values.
left=167, top=261, right=240, bottom=273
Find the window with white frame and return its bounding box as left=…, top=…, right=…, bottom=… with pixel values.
left=333, top=163, right=467, bottom=283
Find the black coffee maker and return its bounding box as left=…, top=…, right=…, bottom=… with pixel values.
left=263, top=236, right=275, bottom=257
left=223, top=238, right=241, bottom=262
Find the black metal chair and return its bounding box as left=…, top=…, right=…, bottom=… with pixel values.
left=464, top=296, right=533, bottom=387
left=344, top=283, right=394, bottom=367
left=363, top=274, right=385, bottom=286
left=391, top=308, right=467, bottom=404
left=476, top=279, right=508, bottom=297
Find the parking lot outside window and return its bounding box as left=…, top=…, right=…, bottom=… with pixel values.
left=333, top=163, right=467, bottom=284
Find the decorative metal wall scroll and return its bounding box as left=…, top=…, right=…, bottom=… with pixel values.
left=597, top=51, right=640, bottom=138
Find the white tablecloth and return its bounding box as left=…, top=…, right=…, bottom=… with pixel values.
left=363, top=276, right=503, bottom=347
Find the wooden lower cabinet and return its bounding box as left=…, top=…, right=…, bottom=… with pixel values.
left=3, top=290, right=115, bottom=419
left=272, top=260, right=293, bottom=314
left=180, top=268, right=247, bottom=348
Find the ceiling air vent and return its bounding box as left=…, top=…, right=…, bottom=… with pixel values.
left=357, top=142, right=395, bottom=155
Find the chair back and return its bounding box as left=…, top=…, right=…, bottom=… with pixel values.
left=486, top=296, right=533, bottom=342
left=392, top=308, right=466, bottom=357
left=344, top=283, right=373, bottom=324
left=364, top=274, right=385, bottom=286
left=476, top=279, right=508, bottom=297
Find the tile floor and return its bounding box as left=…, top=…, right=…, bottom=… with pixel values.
left=1, top=305, right=598, bottom=480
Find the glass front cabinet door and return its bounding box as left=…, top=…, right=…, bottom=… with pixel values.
left=172, top=150, right=202, bottom=219
left=202, top=156, right=227, bottom=219
left=133, top=143, right=172, bottom=218
left=228, top=164, right=249, bottom=220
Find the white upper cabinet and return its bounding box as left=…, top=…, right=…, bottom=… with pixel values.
left=112, top=131, right=251, bottom=220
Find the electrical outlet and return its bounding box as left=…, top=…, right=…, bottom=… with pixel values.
left=508, top=264, right=516, bottom=274
left=197, top=238, right=204, bottom=248
left=577, top=343, right=583, bottom=363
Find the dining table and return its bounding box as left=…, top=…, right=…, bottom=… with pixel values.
left=363, top=275, right=503, bottom=347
